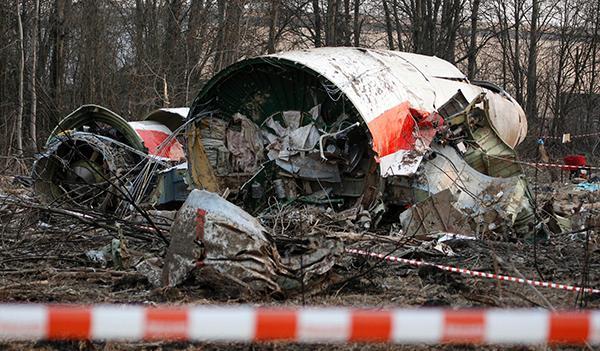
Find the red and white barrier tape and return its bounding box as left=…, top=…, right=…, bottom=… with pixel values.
left=0, top=304, right=599, bottom=344
left=346, top=249, right=600, bottom=295
left=528, top=131, right=600, bottom=140
left=489, top=155, right=600, bottom=171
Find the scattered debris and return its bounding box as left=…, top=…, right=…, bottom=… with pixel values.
left=23, top=48, right=599, bottom=304
left=32, top=105, right=189, bottom=212
left=184, top=48, right=534, bottom=239
left=163, top=189, right=281, bottom=291
left=162, top=189, right=342, bottom=296
left=577, top=182, right=600, bottom=192
left=399, top=189, right=473, bottom=239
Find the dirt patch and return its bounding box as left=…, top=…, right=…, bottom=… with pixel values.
left=0, top=180, right=598, bottom=350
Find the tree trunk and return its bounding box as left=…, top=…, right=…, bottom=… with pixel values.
left=50, top=0, right=68, bottom=114
left=585, top=1, right=600, bottom=127
left=134, top=0, right=146, bottom=69
left=343, top=0, right=351, bottom=45
left=30, top=0, right=39, bottom=151
left=382, top=0, right=395, bottom=50
left=467, top=0, right=480, bottom=79
left=214, top=0, right=227, bottom=72
left=513, top=1, right=523, bottom=105
left=267, top=0, right=280, bottom=53
left=213, top=0, right=245, bottom=72
left=525, top=0, right=539, bottom=121
left=162, top=0, right=183, bottom=105
left=325, top=0, right=339, bottom=46
left=391, top=0, right=403, bottom=51
left=352, top=0, right=360, bottom=46
left=223, top=0, right=243, bottom=67
left=16, top=0, right=24, bottom=157
left=313, top=0, right=322, bottom=47
left=187, top=0, right=206, bottom=57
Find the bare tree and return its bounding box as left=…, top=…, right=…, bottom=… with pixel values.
left=50, top=0, right=69, bottom=114
left=214, top=0, right=245, bottom=72
left=342, top=0, right=351, bottom=45
left=313, top=0, right=323, bottom=47
left=549, top=0, right=592, bottom=136
left=325, top=0, right=339, bottom=46
left=16, top=0, right=24, bottom=157
left=511, top=0, right=523, bottom=105
left=584, top=1, right=600, bottom=128
left=382, top=0, right=395, bottom=50
left=30, top=0, right=40, bottom=151
left=391, top=0, right=404, bottom=51
left=267, top=0, right=281, bottom=53
left=525, top=0, right=539, bottom=122
left=396, top=0, right=467, bottom=62
left=467, top=0, right=480, bottom=79
left=490, top=0, right=527, bottom=103
left=352, top=0, right=362, bottom=46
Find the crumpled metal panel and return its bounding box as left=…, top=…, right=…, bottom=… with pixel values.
left=162, top=189, right=282, bottom=291
left=129, top=120, right=186, bottom=161
left=428, top=78, right=527, bottom=148
left=416, top=145, right=534, bottom=234
left=32, top=131, right=141, bottom=210
left=46, top=104, right=145, bottom=151
left=269, top=48, right=527, bottom=150
left=162, top=189, right=344, bottom=295
left=399, top=189, right=473, bottom=239
left=143, top=107, right=189, bottom=132
left=486, top=93, right=528, bottom=148
left=191, top=48, right=527, bottom=177
left=444, top=92, right=523, bottom=178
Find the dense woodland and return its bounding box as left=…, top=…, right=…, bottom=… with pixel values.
left=1, top=0, right=600, bottom=164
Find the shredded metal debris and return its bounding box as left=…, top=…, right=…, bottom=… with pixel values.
left=22, top=48, right=598, bottom=299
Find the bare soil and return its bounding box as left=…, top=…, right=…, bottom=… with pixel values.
left=0, top=176, right=598, bottom=351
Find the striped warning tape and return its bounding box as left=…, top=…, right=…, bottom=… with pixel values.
left=0, top=304, right=599, bottom=344
left=489, top=155, right=600, bottom=171
left=346, top=249, right=600, bottom=294
left=527, top=131, right=600, bottom=140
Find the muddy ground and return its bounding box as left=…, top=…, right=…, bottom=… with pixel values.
left=0, top=175, right=598, bottom=351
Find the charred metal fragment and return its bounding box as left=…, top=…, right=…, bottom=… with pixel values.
left=400, top=189, right=473, bottom=239
left=33, top=105, right=189, bottom=210
left=33, top=132, right=142, bottom=211
left=163, top=189, right=342, bottom=296
left=412, top=145, right=534, bottom=237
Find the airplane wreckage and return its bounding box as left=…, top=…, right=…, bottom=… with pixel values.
left=32, top=47, right=540, bottom=295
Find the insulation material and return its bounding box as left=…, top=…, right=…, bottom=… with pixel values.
left=278, top=123, right=320, bottom=161
left=226, top=113, right=265, bottom=172
left=275, top=154, right=341, bottom=183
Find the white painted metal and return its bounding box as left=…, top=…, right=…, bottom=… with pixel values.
left=157, top=107, right=189, bottom=118
left=267, top=48, right=528, bottom=175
